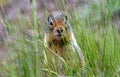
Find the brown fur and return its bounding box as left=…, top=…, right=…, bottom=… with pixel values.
left=44, top=13, right=85, bottom=75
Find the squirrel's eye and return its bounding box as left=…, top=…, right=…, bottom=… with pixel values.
left=49, top=20, right=53, bottom=25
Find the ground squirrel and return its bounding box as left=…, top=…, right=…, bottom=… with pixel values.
left=44, top=13, right=85, bottom=75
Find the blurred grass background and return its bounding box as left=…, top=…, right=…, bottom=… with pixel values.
left=0, top=0, right=120, bottom=77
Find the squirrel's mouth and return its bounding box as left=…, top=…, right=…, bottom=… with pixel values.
left=56, top=33, right=63, bottom=37
left=53, top=34, right=65, bottom=39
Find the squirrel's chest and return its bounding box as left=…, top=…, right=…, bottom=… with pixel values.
left=48, top=38, right=73, bottom=57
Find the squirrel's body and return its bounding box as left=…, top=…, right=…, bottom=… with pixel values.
left=44, top=13, right=85, bottom=75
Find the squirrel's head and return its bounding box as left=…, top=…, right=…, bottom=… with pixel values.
left=47, top=13, right=69, bottom=39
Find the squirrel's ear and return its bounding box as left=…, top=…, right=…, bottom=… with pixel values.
left=64, top=15, right=68, bottom=21
left=47, top=14, right=53, bottom=22
left=61, top=13, right=68, bottom=22
left=47, top=14, right=54, bottom=25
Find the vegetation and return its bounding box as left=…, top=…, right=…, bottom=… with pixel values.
left=0, top=0, right=120, bottom=77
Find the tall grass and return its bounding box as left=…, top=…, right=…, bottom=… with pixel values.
left=0, top=0, right=120, bottom=77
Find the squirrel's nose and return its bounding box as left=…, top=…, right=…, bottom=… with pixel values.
left=56, top=27, right=64, bottom=36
